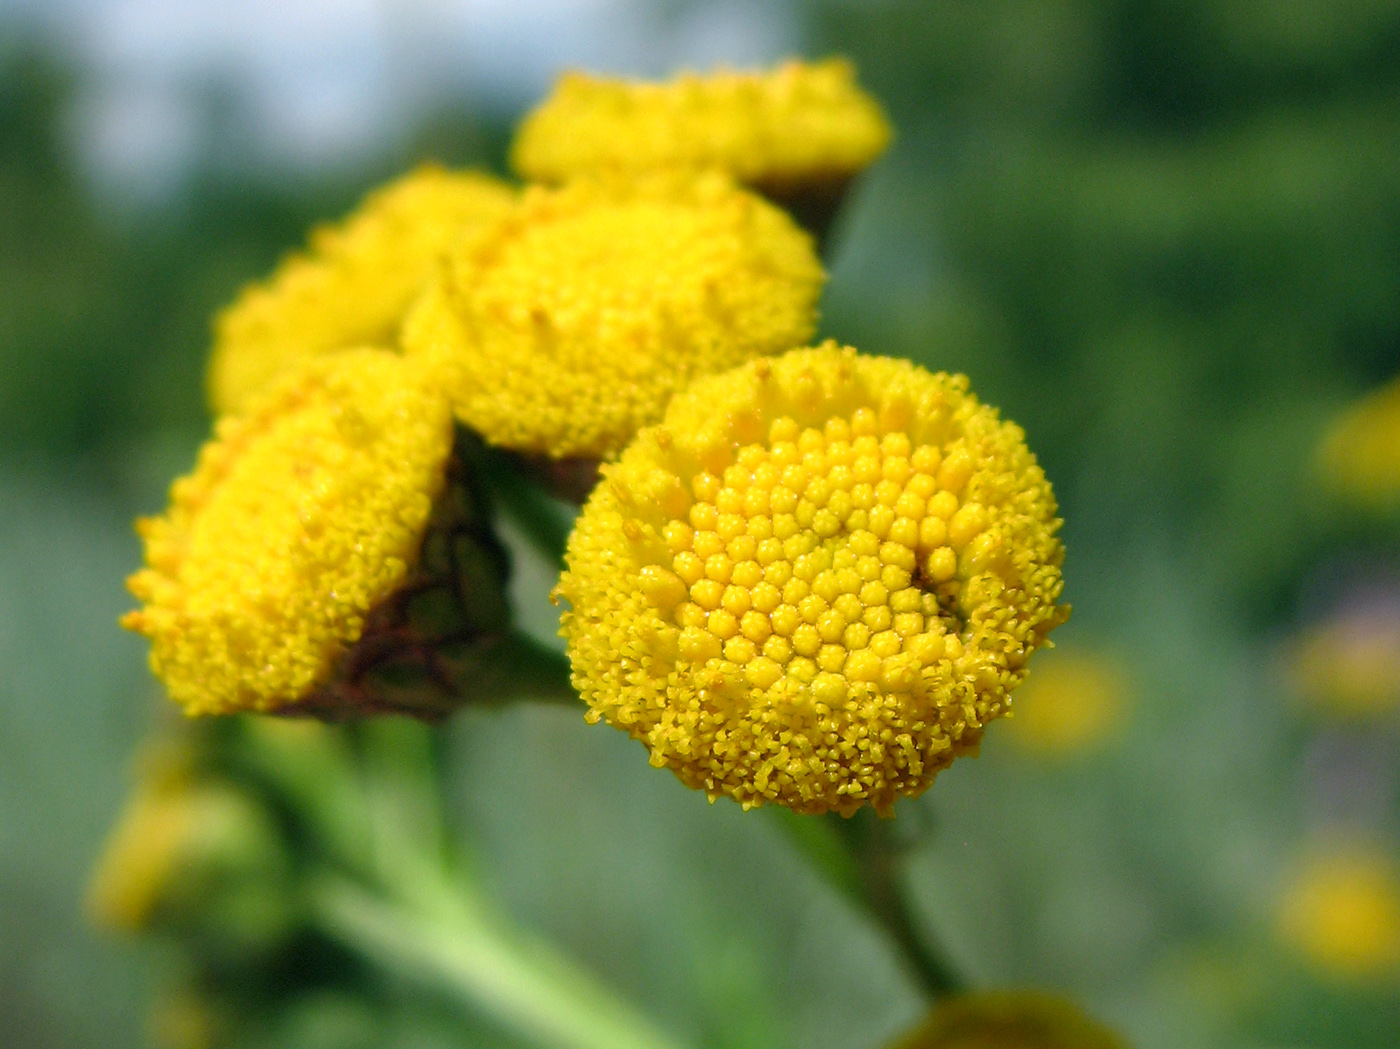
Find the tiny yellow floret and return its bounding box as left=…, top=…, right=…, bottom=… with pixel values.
left=512, top=58, right=892, bottom=193
left=884, top=990, right=1130, bottom=1049
left=556, top=344, right=1067, bottom=815
left=124, top=349, right=454, bottom=715
left=402, top=171, right=824, bottom=460
left=1278, top=840, right=1400, bottom=980
left=208, top=165, right=515, bottom=415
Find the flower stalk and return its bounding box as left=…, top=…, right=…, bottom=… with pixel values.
left=310, top=871, right=688, bottom=1049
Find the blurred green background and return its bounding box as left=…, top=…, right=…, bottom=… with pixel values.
left=3, top=2, right=1399, bottom=1047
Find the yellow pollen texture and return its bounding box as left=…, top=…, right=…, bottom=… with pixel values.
left=556, top=343, right=1068, bottom=815
left=402, top=171, right=824, bottom=460
left=208, top=165, right=516, bottom=415
left=123, top=348, right=454, bottom=715
left=511, top=58, right=892, bottom=191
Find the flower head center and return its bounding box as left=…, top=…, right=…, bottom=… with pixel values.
left=653, top=410, right=988, bottom=707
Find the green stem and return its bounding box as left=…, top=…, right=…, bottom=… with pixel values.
left=310, top=872, right=688, bottom=1049
left=835, top=809, right=963, bottom=998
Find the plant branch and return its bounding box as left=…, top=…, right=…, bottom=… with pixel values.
left=310, top=871, right=688, bottom=1049
left=826, top=808, right=964, bottom=999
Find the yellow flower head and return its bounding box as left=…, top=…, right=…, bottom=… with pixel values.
left=1004, top=648, right=1128, bottom=756
left=556, top=344, right=1067, bottom=815
left=208, top=165, right=515, bottom=416
left=124, top=348, right=454, bottom=715
left=885, top=991, right=1130, bottom=1049
left=401, top=171, right=824, bottom=460
left=1278, top=839, right=1400, bottom=980
left=511, top=58, right=892, bottom=194
left=1316, top=374, right=1400, bottom=508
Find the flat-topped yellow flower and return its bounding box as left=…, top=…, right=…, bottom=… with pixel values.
left=885, top=991, right=1129, bottom=1049
left=511, top=58, right=892, bottom=196
left=555, top=344, right=1067, bottom=815
left=208, top=165, right=515, bottom=416
left=402, top=171, right=824, bottom=461
left=1317, top=374, right=1400, bottom=508
left=124, top=349, right=454, bottom=715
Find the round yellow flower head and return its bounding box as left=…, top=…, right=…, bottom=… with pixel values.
left=402, top=171, right=824, bottom=461
left=556, top=344, right=1067, bottom=815
left=124, top=348, right=455, bottom=715
left=885, top=991, right=1129, bottom=1049
left=1004, top=647, right=1128, bottom=756
left=208, top=164, right=515, bottom=415
left=511, top=58, right=892, bottom=195
left=1278, top=839, right=1400, bottom=980
left=1316, top=374, right=1400, bottom=508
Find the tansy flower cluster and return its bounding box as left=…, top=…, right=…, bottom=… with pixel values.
left=556, top=345, right=1066, bottom=814
left=123, top=58, right=1067, bottom=815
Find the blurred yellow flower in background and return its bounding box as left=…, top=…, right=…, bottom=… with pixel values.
left=556, top=343, right=1067, bottom=814
left=1002, top=648, right=1129, bottom=755
left=86, top=737, right=285, bottom=937
left=402, top=171, right=824, bottom=461
left=1316, top=374, right=1400, bottom=509
left=1277, top=839, right=1400, bottom=980
left=124, top=349, right=454, bottom=715
left=208, top=165, right=516, bottom=415
left=1286, top=600, right=1400, bottom=719
left=511, top=58, right=891, bottom=219
left=883, top=990, right=1129, bottom=1049
left=86, top=737, right=199, bottom=931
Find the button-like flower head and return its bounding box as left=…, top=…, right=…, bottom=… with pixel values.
left=402, top=171, right=824, bottom=461
left=124, top=349, right=458, bottom=715
left=556, top=344, right=1067, bottom=815
left=511, top=58, right=891, bottom=205
left=208, top=165, right=515, bottom=415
